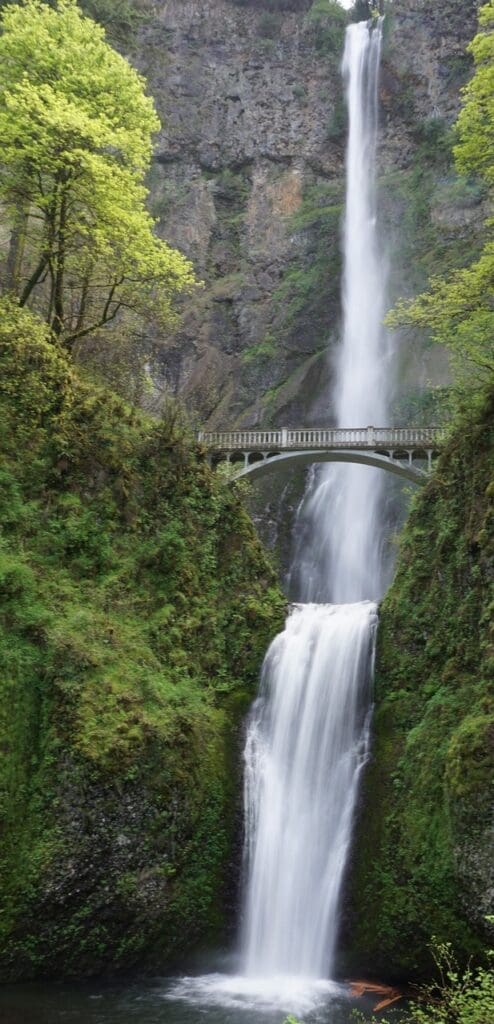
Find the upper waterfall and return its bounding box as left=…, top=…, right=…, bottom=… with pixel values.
left=289, top=18, right=391, bottom=605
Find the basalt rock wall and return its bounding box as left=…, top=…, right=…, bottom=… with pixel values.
left=131, top=0, right=481, bottom=431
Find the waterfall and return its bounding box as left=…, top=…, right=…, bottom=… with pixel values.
left=167, top=17, right=392, bottom=1013
left=241, top=18, right=390, bottom=987
left=242, top=603, right=375, bottom=978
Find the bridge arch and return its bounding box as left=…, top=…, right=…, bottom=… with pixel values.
left=226, top=448, right=428, bottom=484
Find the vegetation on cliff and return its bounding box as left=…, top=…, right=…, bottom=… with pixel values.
left=353, top=941, right=494, bottom=1024
left=347, top=1, right=494, bottom=980
left=389, top=0, right=494, bottom=390
left=0, top=299, right=285, bottom=979
left=0, top=0, right=286, bottom=983
left=348, top=391, right=494, bottom=975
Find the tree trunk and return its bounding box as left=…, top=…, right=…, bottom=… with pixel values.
left=5, top=208, right=28, bottom=293
left=52, top=185, right=68, bottom=338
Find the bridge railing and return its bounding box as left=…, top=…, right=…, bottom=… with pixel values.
left=197, top=427, right=444, bottom=451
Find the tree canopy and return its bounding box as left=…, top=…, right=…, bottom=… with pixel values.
left=387, top=1, right=494, bottom=386
left=0, top=0, right=195, bottom=348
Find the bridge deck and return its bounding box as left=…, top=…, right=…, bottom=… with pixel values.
left=198, top=427, right=444, bottom=451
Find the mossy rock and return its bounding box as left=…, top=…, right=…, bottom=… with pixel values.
left=0, top=303, right=286, bottom=980
left=345, top=390, right=494, bottom=980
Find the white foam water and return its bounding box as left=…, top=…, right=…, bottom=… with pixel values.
left=166, top=972, right=343, bottom=1015
left=242, top=603, right=376, bottom=979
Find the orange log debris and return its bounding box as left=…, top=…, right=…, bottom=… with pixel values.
left=349, top=979, right=403, bottom=1012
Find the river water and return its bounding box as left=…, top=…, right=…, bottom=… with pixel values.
left=0, top=972, right=390, bottom=1023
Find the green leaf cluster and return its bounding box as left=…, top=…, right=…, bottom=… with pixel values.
left=354, top=942, right=494, bottom=1024
left=455, top=2, right=494, bottom=187
left=307, top=0, right=347, bottom=57
left=0, top=0, right=195, bottom=347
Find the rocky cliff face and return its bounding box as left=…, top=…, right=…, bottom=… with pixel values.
left=383, top=0, right=481, bottom=129
left=137, top=0, right=346, bottom=427
left=132, top=0, right=481, bottom=430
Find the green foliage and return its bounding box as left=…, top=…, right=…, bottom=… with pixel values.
left=308, top=0, right=347, bottom=57
left=391, top=384, right=452, bottom=429
left=433, top=176, right=488, bottom=210
left=390, top=247, right=494, bottom=382
left=241, top=336, right=278, bottom=365
left=354, top=942, right=494, bottom=1024
left=0, top=0, right=194, bottom=348
left=416, top=118, right=456, bottom=169
left=215, top=167, right=250, bottom=206
left=0, top=305, right=285, bottom=979
left=349, top=1, right=375, bottom=23
left=348, top=392, right=494, bottom=975
left=80, top=0, right=150, bottom=45
left=455, top=1, right=494, bottom=188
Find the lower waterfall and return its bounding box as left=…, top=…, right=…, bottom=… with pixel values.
left=242, top=603, right=376, bottom=979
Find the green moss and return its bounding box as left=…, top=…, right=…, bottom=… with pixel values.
left=446, top=714, right=494, bottom=802
left=0, top=305, right=285, bottom=979
left=348, top=392, right=494, bottom=979
left=241, top=336, right=278, bottom=366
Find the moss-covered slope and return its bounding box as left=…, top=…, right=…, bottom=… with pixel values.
left=0, top=305, right=285, bottom=980
left=347, top=392, right=494, bottom=979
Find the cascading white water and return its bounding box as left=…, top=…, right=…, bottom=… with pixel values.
left=242, top=603, right=375, bottom=978
left=241, top=17, right=390, bottom=990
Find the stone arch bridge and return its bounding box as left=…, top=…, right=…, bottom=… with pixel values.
left=197, top=427, right=444, bottom=485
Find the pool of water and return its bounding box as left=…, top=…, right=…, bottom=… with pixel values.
left=0, top=967, right=396, bottom=1024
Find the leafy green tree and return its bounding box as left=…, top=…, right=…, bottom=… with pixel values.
left=0, top=0, right=195, bottom=348
left=455, top=2, right=494, bottom=187
left=387, top=1, right=494, bottom=386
